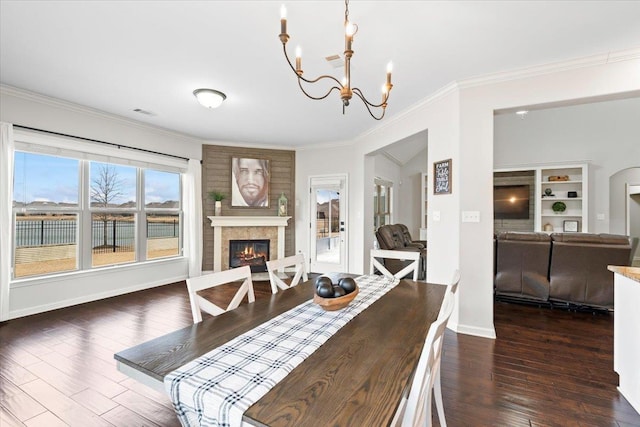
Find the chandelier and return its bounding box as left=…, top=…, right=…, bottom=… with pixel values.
left=279, top=0, right=393, bottom=120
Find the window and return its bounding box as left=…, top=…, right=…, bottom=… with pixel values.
left=13, top=152, right=80, bottom=277
left=90, top=162, right=137, bottom=267
left=145, top=169, right=181, bottom=260
left=374, top=178, right=392, bottom=230
left=12, top=149, right=183, bottom=279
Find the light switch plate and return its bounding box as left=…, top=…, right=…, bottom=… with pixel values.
left=433, top=211, right=441, bottom=221
left=462, top=211, right=481, bottom=223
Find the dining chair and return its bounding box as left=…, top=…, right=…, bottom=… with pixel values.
left=438, top=270, right=461, bottom=320
left=392, top=270, right=460, bottom=427
left=265, top=253, right=308, bottom=294
left=370, top=249, right=421, bottom=280
left=186, top=265, right=255, bottom=323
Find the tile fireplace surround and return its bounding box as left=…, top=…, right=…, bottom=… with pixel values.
left=208, top=216, right=291, bottom=272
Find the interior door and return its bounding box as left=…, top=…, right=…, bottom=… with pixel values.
left=309, top=175, right=347, bottom=273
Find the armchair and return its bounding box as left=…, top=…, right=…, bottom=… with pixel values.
left=375, top=224, right=426, bottom=280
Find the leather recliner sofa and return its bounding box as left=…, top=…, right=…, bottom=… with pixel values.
left=495, top=232, right=551, bottom=302
left=548, top=233, right=632, bottom=308
left=375, top=224, right=426, bottom=279
left=495, top=231, right=633, bottom=310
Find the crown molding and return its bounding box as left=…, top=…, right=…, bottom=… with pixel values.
left=295, top=137, right=354, bottom=152
left=353, top=47, right=640, bottom=145
left=202, top=139, right=298, bottom=151
left=457, top=47, right=640, bottom=90
left=355, top=81, right=460, bottom=144
left=0, top=84, right=203, bottom=144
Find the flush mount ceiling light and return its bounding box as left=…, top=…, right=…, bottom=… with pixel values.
left=516, top=110, right=529, bottom=119
left=279, top=0, right=393, bottom=120
left=193, top=89, right=227, bottom=109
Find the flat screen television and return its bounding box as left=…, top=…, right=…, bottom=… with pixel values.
left=494, top=185, right=530, bottom=219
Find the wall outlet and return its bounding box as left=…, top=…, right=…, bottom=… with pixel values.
left=597, top=213, right=605, bottom=220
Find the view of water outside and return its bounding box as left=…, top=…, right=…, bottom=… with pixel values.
left=12, top=152, right=181, bottom=277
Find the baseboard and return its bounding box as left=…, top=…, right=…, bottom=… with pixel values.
left=448, top=320, right=496, bottom=339
left=7, top=275, right=186, bottom=320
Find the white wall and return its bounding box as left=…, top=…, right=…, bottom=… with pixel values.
left=495, top=97, right=640, bottom=233
left=1, top=86, right=202, bottom=319
left=610, top=168, right=640, bottom=265
left=297, top=51, right=640, bottom=340
left=1, top=86, right=202, bottom=160
left=610, top=168, right=640, bottom=234
left=450, top=54, right=640, bottom=338
left=295, top=143, right=362, bottom=272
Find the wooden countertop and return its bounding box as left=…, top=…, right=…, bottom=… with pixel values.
left=608, top=265, right=640, bottom=283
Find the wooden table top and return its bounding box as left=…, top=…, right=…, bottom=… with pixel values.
left=114, top=275, right=446, bottom=427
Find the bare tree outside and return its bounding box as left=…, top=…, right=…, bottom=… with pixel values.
left=91, top=164, right=124, bottom=248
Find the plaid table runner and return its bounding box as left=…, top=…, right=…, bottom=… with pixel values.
left=164, top=274, right=400, bottom=427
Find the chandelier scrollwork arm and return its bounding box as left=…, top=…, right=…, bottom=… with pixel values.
left=282, top=44, right=342, bottom=101
left=279, top=0, right=392, bottom=120
left=352, top=88, right=388, bottom=120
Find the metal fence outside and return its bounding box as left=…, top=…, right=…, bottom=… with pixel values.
left=15, top=219, right=179, bottom=253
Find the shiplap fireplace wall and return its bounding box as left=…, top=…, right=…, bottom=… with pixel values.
left=201, top=145, right=296, bottom=271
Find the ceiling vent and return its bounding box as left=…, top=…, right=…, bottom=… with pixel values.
left=133, top=108, right=156, bottom=116
left=325, top=54, right=344, bottom=69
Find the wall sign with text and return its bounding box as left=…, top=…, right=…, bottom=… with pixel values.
left=433, top=158, right=452, bottom=195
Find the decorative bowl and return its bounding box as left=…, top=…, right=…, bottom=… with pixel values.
left=313, top=284, right=359, bottom=311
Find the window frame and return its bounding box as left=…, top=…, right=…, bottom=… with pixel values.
left=374, top=178, right=393, bottom=230
left=11, top=131, right=185, bottom=280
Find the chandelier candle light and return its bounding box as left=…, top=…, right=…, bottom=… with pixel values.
left=279, top=1, right=393, bottom=120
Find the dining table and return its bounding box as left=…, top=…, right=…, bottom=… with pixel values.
left=114, top=273, right=446, bottom=427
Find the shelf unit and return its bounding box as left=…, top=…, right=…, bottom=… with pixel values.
left=536, top=164, right=588, bottom=233
left=420, top=172, right=428, bottom=240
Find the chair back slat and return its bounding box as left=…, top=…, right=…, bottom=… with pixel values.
left=186, top=266, right=255, bottom=323
left=266, top=253, right=308, bottom=294
left=370, top=249, right=420, bottom=281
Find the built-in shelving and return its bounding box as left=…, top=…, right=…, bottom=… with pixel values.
left=537, top=164, right=588, bottom=233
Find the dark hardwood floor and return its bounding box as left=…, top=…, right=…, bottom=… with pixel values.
left=1, top=280, right=638, bottom=426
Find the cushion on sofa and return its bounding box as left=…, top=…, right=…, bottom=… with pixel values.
left=500, top=231, right=552, bottom=242
left=495, top=232, right=551, bottom=301
left=550, top=233, right=630, bottom=245
left=548, top=233, right=632, bottom=309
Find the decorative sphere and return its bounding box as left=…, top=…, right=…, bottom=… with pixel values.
left=316, top=283, right=334, bottom=298
left=315, top=276, right=333, bottom=289
left=333, top=286, right=347, bottom=298
left=338, top=277, right=357, bottom=294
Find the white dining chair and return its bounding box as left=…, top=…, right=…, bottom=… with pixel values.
left=438, top=270, right=461, bottom=320
left=186, top=266, right=255, bottom=323
left=265, top=253, right=308, bottom=294
left=392, top=270, right=460, bottom=427
left=370, top=249, right=421, bottom=281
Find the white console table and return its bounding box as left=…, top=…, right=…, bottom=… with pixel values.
left=609, top=265, right=640, bottom=414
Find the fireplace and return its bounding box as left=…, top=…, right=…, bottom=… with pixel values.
left=229, top=239, right=270, bottom=273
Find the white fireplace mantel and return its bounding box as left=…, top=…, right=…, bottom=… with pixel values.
left=208, top=216, right=291, bottom=272
left=208, top=216, right=291, bottom=228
